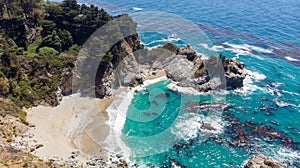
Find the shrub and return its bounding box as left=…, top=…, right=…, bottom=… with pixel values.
left=38, top=47, right=59, bottom=57
left=0, top=77, right=10, bottom=96
left=0, top=99, right=28, bottom=125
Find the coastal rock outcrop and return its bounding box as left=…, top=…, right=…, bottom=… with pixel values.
left=243, top=154, right=284, bottom=168
left=224, top=58, right=246, bottom=89
left=154, top=43, right=246, bottom=92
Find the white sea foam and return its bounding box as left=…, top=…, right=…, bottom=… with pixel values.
left=167, top=34, right=181, bottom=42
left=105, top=76, right=168, bottom=158
left=144, top=39, right=168, bottom=46
left=172, top=112, right=224, bottom=141
left=223, top=42, right=253, bottom=56
left=172, top=114, right=201, bottom=140
left=247, top=45, right=273, bottom=54
left=105, top=90, right=132, bottom=158
left=281, top=89, right=300, bottom=96
left=132, top=7, right=143, bottom=11
left=245, top=69, right=267, bottom=81
left=285, top=56, right=299, bottom=62
left=221, top=42, right=272, bottom=60
left=197, top=43, right=224, bottom=52
left=274, top=98, right=293, bottom=107
left=223, top=42, right=273, bottom=54
left=272, top=147, right=300, bottom=165
left=234, top=69, right=266, bottom=95
left=144, top=36, right=181, bottom=46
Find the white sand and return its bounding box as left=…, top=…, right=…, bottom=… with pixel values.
left=24, top=94, right=112, bottom=162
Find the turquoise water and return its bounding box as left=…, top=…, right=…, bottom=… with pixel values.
left=122, top=78, right=300, bottom=167
left=72, top=0, right=300, bottom=167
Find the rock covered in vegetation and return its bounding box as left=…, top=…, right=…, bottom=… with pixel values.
left=243, top=154, right=285, bottom=168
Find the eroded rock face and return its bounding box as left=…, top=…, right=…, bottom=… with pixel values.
left=224, top=58, right=246, bottom=89
left=96, top=62, right=114, bottom=98
left=163, top=55, right=197, bottom=88
left=95, top=34, right=144, bottom=98
left=243, top=154, right=285, bottom=168
left=59, top=67, right=73, bottom=96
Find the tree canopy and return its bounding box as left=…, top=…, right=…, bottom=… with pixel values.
left=0, top=0, right=114, bottom=107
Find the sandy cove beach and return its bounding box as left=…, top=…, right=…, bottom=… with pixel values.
left=20, top=70, right=166, bottom=166
left=21, top=94, right=112, bottom=163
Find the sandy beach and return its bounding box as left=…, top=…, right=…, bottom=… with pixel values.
left=22, top=94, right=113, bottom=164
left=21, top=70, right=167, bottom=165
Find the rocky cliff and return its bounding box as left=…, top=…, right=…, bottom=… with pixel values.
left=94, top=33, right=144, bottom=98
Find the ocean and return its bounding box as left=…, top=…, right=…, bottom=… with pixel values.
left=76, top=0, right=299, bottom=167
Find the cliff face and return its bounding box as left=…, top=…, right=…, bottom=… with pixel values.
left=94, top=34, right=144, bottom=98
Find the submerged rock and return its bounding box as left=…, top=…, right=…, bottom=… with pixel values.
left=243, top=154, right=284, bottom=168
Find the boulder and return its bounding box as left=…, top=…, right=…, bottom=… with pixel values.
left=162, top=43, right=180, bottom=53
left=243, top=154, right=284, bottom=168
left=177, top=45, right=198, bottom=61
left=155, top=46, right=246, bottom=92
left=129, top=74, right=144, bottom=87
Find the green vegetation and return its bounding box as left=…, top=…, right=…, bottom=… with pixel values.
left=0, top=99, right=28, bottom=125
left=0, top=0, right=115, bottom=110
left=219, top=53, right=230, bottom=65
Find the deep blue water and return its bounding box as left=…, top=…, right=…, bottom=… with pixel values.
left=73, top=0, right=300, bottom=167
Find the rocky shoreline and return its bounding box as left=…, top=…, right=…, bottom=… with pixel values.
left=2, top=41, right=287, bottom=167
left=0, top=0, right=288, bottom=167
